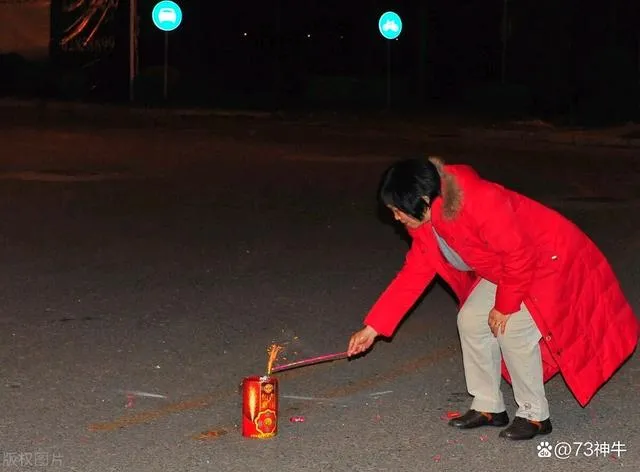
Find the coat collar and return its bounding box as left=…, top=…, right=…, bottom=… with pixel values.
left=428, top=157, right=463, bottom=221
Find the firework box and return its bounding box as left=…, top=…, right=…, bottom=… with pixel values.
left=241, top=375, right=278, bottom=438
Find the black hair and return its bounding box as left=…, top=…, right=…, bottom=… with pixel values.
left=379, top=158, right=442, bottom=219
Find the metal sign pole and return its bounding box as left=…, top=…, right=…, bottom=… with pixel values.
left=387, top=41, right=391, bottom=108
left=163, top=31, right=169, bottom=100
left=378, top=11, right=401, bottom=110
left=501, top=0, right=508, bottom=84
left=152, top=1, right=182, bottom=100
left=129, top=0, right=136, bottom=101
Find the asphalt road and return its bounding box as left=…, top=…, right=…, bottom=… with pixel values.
left=0, top=115, right=638, bottom=472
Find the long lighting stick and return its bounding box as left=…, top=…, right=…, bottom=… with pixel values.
left=271, top=351, right=349, bottom=374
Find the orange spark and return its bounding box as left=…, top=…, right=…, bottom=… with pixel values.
left=266, top=344, right=283, bottom=375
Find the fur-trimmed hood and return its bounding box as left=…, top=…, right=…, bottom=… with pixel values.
left=428, top=156, right=462, bottom=220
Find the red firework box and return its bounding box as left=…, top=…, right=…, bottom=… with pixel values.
left=242, top=375, right=278, bottom=438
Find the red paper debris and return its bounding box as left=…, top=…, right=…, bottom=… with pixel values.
left=290, top=416, right=305, bottom=423
left=480, top=434, right=489, bottom=442
left=441, top=410, right=461, bottom=420
left=433, top=454, right=442, bottom=463
left=125, top=394, right=135, bottom=409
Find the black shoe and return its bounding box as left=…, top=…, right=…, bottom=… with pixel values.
left=499, top=416, right=553, bottom=440
left=448, top=409, right=509, bottom=429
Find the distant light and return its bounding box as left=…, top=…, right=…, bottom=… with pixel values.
left=340, top=35, right=344, bottom=39
left=307, top=34, right=311, bottom=38
left=243, top=32, right=248, bottom=37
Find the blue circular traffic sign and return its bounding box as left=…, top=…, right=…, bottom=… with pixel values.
left=378, top=11, right=402, bottom=40
left=152, top=1, right=182, bottom=32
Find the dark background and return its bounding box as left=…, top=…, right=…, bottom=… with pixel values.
left=1, top=0, right=639, bottom=124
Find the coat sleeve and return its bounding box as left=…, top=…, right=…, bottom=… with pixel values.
left=364, top=241, right=436, bottom=337
left=475, top=186, right=536, bottom=314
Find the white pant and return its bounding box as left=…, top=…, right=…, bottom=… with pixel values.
left=457, top=279, right=550, bottom=421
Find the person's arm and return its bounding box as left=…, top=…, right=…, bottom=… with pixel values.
left=363, top=240, right=437, bottom=337
left=475, top=186, right=536, bottom=315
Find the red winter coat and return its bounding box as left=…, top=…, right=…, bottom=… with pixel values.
left=365, top=159, right=639, bottom=406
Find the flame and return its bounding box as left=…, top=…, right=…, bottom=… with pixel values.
left=247, top=384, right=258, bottom=421
left=266, top=344, right=283, bottom=375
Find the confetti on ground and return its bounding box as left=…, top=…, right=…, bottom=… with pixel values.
left=433, top=454, right=442, bottom=463
left=125, top=394, right=135, bottom=409
left=479, top=434, right=489, bottom=442
left=446, top=439, right=460, bottom=445
left=289, top=416, right=305, bottom=423
left=372, top=414, right=382, bottom=422
left=193, top=429, right=229, bottom=441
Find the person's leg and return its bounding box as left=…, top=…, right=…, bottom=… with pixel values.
left=457, top=279, right=505, bottom=413
left=497, top=305, right=549, bottom=421
left=494, top=286, right=552, bottom=439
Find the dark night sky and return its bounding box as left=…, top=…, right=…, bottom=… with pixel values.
left=43, top=0, right=640, bottom=119
left=135, top=0, right=638, bottom=78
left=136, top=0, right=505, bottom=92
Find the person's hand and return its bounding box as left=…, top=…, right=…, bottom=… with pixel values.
left=488, top=308, right=509, bottom=337
left=347, top=325, right=379, bottom=357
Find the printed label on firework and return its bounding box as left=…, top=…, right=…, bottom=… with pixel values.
left=242, top=376, right=278, bottom=438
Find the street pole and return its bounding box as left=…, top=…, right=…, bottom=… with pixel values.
left=274, top=0, right=282, bottom=107
left=129, top=0, right=137, bottom=102
left=501, top=0, right=508, bottom=84
left=387, top=40, right=391, bottom=108
left=418, top=2, right=427, bottom=105
left=163, top=32, right=169, bottom=100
